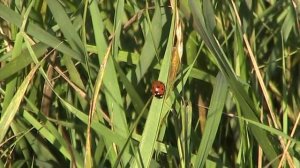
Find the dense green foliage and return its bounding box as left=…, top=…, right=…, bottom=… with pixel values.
left=0, top=0, right=300, bottom=167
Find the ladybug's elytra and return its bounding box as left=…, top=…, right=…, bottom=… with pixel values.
left=151, top=80, right=166, bottom=98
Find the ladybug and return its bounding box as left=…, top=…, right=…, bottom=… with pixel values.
left=151, top=80, right=166, bottom=98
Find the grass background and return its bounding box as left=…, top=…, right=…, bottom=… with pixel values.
left=0, top=0, right=300, bottom=167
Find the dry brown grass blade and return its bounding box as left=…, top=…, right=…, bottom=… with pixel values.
left=278, top=111, right=300, bottom=168
left=168, top=0, right=182, bottom=91
left=41, top=51, right=56, bottom=116
left=53, top=65, right=87, bottom=99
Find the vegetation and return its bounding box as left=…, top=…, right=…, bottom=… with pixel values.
left=0, top=0, right=300, bottom=167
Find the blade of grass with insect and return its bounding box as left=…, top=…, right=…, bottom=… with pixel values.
left=133, top=2, right=174, bottom=167
left=189, top=0, right=279, bottom=166
left=158, top=59, right=198, bottom=143
left=1, top=0, right=298, bottom=167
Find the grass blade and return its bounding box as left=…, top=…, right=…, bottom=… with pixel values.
left=0, top=66, right=38, bottom=143
left=194, top=73, right=227, bottom=167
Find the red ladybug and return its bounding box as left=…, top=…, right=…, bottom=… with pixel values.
left=151, top=80, right=165, bottom=98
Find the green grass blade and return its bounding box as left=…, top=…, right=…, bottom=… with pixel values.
left=189, top=0, right=279, bottom=166
left=0, top=3, right=84, bottom=62
left=0, top=66, right=38, bottom=143
left=0, top=43, right=48, bottom=81
left=22, top=110, right=83, bottom=167
left=134, top=3, right=174, bottom=167
left=194, top=73, right=228, bottom=168
left=46, top=0, right=85, bottom=56
left=134, top=2, right=162, bottom=82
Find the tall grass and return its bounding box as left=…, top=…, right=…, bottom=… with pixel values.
left=0, top=0, right=300, bottom=167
